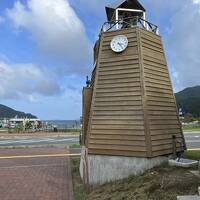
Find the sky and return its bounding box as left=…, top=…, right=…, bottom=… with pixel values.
left=0, top=0, right=200, bottom=120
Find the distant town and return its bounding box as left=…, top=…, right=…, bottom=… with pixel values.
left=0, top=117, right=81, bottom=133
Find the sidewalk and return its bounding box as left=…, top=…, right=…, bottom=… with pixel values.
left=0, top=148, right=73, bottom=200
left=0, top=131, right=79, bottom=138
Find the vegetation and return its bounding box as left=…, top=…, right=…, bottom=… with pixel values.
left=0, top=128, right=8, bottom=132
left=71, top=158, right=88, bottom=200
left=25, top=121, right=32, bottom=130
left=14, top=123, right=24, bottom=133
left=70, top=144, right=81, bottom=148
left=71, top=150, right=200, bottom=200
left=65, top=128, right=81, bottom=132
left=182, top=125, right=200, bottom=132
left=72, top=164, right=200, bottom=200
left=0, top=104, right=37, bottom=119
left=184, top=150, right=200, bottom=160
left=175, top=85, right=200, bottom=117
left=181, top=114, right=200, bottom=123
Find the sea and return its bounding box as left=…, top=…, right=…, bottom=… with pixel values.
left=42, top=120, right=81, bottom=129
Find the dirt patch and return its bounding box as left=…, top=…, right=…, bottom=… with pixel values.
left=71, top=158, right=200, bottom=200
left=89, top=167, right=200, bottom=200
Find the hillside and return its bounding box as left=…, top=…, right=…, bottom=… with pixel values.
left=175, top=85, right=200, bottom=117
left=0, top=104, right=37, bottom=119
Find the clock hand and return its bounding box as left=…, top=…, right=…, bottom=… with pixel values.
left=118, top=42, right=124, bottom=49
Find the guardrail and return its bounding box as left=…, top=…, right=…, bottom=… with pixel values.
left=101, top=17, right=159, bottom=35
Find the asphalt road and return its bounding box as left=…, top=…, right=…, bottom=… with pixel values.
left=184, top=131, right=200, bottom=149
left=0, top=132, right=199, bottom=149
left=0, top=136, right=79, bottom=147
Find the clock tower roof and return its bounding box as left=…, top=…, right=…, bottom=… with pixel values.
left=106, top=0, right=146, bottom=21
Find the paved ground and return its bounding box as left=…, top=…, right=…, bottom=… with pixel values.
left=0, top=148, right=73, bottom=200
left=0, top=136, right=79, bottom=146
left=0, top=132, right=200, bottom=149
left=0, top=131, right=79, bottom=137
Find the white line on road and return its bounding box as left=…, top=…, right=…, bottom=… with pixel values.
left=0, top=137, right=78, bottom=145
left=0, top=138, right=55, bottom=144
left=186, top=140, right=200, bottom=143
left=185, top=135, right=200, bottom=138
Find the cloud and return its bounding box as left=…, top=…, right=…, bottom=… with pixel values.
left=193, top=0, right=200, bottom=4
left=5, top=0, right=200, bottom=93
left=69, top=0, right=200, bottom=92
left=138, top=0, right=200, bottom=92
left=82, top=0, right=200, bottom=92
left=0, top=60, right=62, bottom=101
left=6, top=0, right=92, bottom=75
left=69, top=0, right=116, bottom=38
left=163, top=0, right=200, bottom=91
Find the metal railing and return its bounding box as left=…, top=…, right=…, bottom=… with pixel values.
left=101, top=17, right=159, bottom=35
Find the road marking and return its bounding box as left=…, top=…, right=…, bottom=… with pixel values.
left=0, top=137, right=78, bottom=145
left=0, top=153, right=81, bottom=159
left=186, top=140, right=200, bottom=143
left=185, top=136, right=200, bottom=138
left=0, top=139, right=45, bottom=145
left=188, top=148, right=200, bottom=151
left=54, top=138, right=78, bottom=142
left=0, top=138, right=78, bottom=145
left=8, top=138, right=55, bottom=144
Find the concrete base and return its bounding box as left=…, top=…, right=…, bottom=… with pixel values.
left=80, top=148, right=169, bottom=185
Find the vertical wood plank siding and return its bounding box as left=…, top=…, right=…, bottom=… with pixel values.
left=82, top=87, right=92, bottom=145
left=85, top=27, right=185, bottom=158
left=139, top=28, right=185, bottom=157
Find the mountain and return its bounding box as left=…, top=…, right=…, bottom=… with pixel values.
left=0, top=104, right=37, bottom=119
left=175, top=86, right=200, bottom=117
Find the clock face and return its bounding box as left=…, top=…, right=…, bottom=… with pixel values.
left=110, top=35, right=128, bottom=53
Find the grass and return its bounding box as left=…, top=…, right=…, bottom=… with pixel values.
left=87, top=166, right=200, bottom=200
left=0, top=128, right=8, bottom=132
left=0, top=146, right=32, bottom=149
left=71, top=152, right=200, bottom=200
left=69, top=144, right=80, bottom=148
left=183, top=126, right=200, bottom=132
left=0, top=130, right=80, bottom=135
left=71, top=158, right=88, bottom=200
left=185, top=150, right=200, bottom=160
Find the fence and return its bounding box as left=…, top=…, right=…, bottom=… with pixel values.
left=101, top=16, right=159, bottom=34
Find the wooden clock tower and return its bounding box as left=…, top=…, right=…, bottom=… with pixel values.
left=80, top=0, right=186, bottom=185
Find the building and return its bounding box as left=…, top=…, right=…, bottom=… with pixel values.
left=0, top=118, right=41, bottom=129
left=80, top=0, right=186, bottom=185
